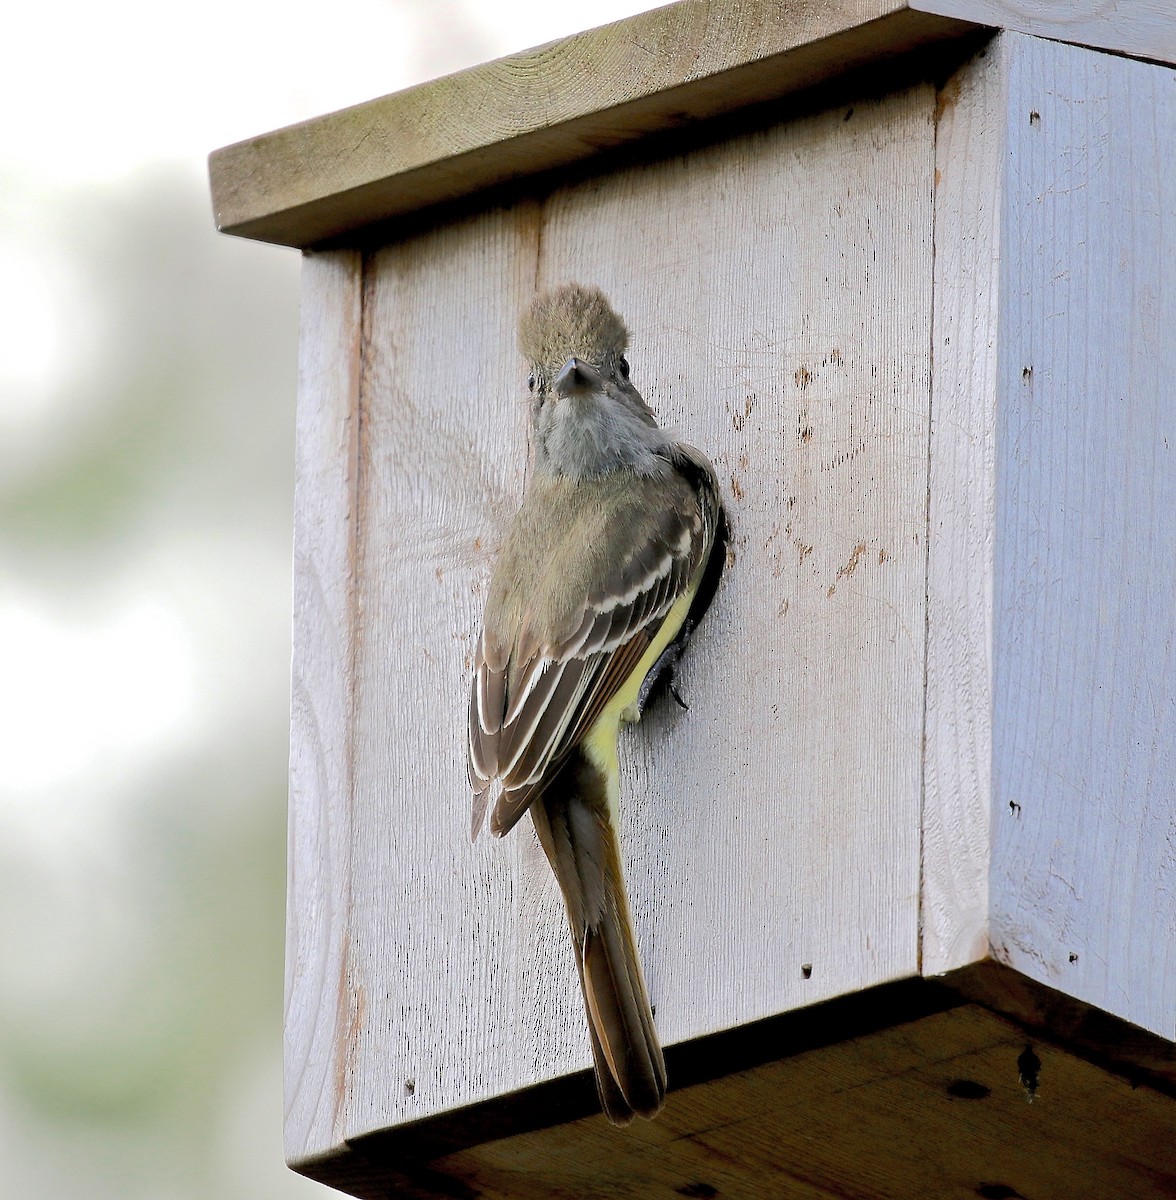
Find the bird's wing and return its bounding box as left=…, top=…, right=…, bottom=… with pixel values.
left=468, top=466, right=715, bottom=839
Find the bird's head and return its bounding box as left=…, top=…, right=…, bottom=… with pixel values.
left=518, top=284, right=667, bottom=479
left=519, top=283, right=630, bottom=397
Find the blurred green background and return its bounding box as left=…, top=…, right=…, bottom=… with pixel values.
left=0, top=2, right=654, bottom=1194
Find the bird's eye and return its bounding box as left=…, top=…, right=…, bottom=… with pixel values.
left=527, top=373, right=536, bottom=392
left=618, top=357, right=630, bottom=379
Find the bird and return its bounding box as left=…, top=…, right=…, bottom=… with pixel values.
left=467, top=283, right=726, bottom=1124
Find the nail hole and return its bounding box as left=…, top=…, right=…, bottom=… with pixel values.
left=1008, top=800, right=1022, bottom=817
left=801, top=963, right=813, bottom=979
left=1069, top=952, right=1078, bottom=963
left=403, top=1079, right=416, bottom=1097
left=1029, top=110, right=1040, bottom=125
left=1022, top=366, right=1032, bottom=380
left=1017, top=1045, right=1041, bottom=1102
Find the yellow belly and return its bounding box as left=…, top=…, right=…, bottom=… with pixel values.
left=580, top=579, right=698, bottom=816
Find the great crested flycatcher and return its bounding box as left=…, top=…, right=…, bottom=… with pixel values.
left=468, top=283, right=726, bottom=1124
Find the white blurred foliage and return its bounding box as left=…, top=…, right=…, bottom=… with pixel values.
left=0, top=242, right=79, bottom=416
left=0, top=593, right=192, bottom=793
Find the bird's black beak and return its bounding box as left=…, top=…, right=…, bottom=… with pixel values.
left=553, top=356, right=604, bottom=398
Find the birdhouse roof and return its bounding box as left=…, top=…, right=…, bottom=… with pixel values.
left=207, top=0, right=1173, bottom=248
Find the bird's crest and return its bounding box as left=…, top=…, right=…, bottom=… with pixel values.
left=519, top=283, right=629, bottom=368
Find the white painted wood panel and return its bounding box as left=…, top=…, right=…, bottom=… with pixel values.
left=915, top=0, right=1176, bottom=66
left=990, top=34, right=1176, bottom=1037
left=536, top=86, right=934, bottom=1045
left=296, top=85, right=937, bottom=1152
left=922, top=43, right=1004, bottom=975
left=285, top=250, right=363, bottom=1163
left=342, top=211, right=538, bottom=1142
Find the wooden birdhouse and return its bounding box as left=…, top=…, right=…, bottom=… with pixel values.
left=209, top=2, right=1176, bottom=1196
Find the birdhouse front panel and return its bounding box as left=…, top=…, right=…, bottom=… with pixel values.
left=289, top=78, right=939, bottom=1157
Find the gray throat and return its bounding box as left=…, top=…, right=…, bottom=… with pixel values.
left=534, top=392, right=673, bottom=480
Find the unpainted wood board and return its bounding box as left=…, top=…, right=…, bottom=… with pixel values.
left=950, top=960, right=1176, bottom=1089
left=286, top=249, right=364, bottom=1162
left=922, top=41, right=1004, bottom=974
left=339, top=209, right=540, bottom=1147
left=533, top=84, right=935, bottom=1048
left=991, top=35, right=1176, bottom=1038
left=305, top=82, right=937, bottom=1155
left=208, top=1, right=980, bottom=247
left=915, top=0, right=1176, bottom=66
left=431, top=1004, right=1176, bottom=1200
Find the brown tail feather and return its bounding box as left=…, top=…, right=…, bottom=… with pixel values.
left=529, top=749, right=666, bottom=1124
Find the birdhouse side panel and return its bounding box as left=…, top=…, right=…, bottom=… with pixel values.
left=286, top=249, right=365, bottom=1164
left=991, top=34, right=1176, bottom=1038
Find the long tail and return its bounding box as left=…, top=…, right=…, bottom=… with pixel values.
left=528, top=747, right=666, bottom=1124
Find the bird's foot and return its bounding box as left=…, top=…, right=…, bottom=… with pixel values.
left=638, top=641, right=689, bottom=716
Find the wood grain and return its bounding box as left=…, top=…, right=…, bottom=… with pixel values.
left=208, top=1, right=978, bottom=247
left=915, top=0, right=1176, bottom=65
left=922, top=42, right=1003, bottom=975
left=285, top=249, right=363, bottom=1162
left=287, top=81, right=938, bottom=1166
left=989, top=34, right=1176, bottom=1039
left=208, top=0, right=1175, bottom=250
left=425, top=1002, right=1176, bottom=1199
left=951, top=960, right=1176, bottom=1089
left=330, top=209, right=539, bottom=1150
left=533, top=84, right=935, bottom=1046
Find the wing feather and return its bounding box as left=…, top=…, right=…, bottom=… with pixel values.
left=498, top=658, right=595, bottom=784
left=469, top=457, right=722, bottom=838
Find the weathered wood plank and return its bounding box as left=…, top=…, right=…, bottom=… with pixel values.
left=428, top=1002, right=1176, bottom=1199
left=292, top=968, right=1176, bottom=1195
left=989, top=34, right=1176, bottom=1039
left=915, top=0, right=1176, bottom=66
left=951, top=961, right=1176, bottom=1089
left=208, top=1, right=979, bottom=247
left=533, top=83, right=934, bottom=1046
left=208, top=0, right=1175, bottom=250
left=286, top=249, right=363, bottom=1162
left=295, top=82, right=936, bottom=1168
left=335, top=209, right=539, bottom=1149
left=922, top=41, right=1003, bottom=975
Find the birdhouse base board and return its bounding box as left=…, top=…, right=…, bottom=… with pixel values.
left=290, top=966, right=1176, bottom=1199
